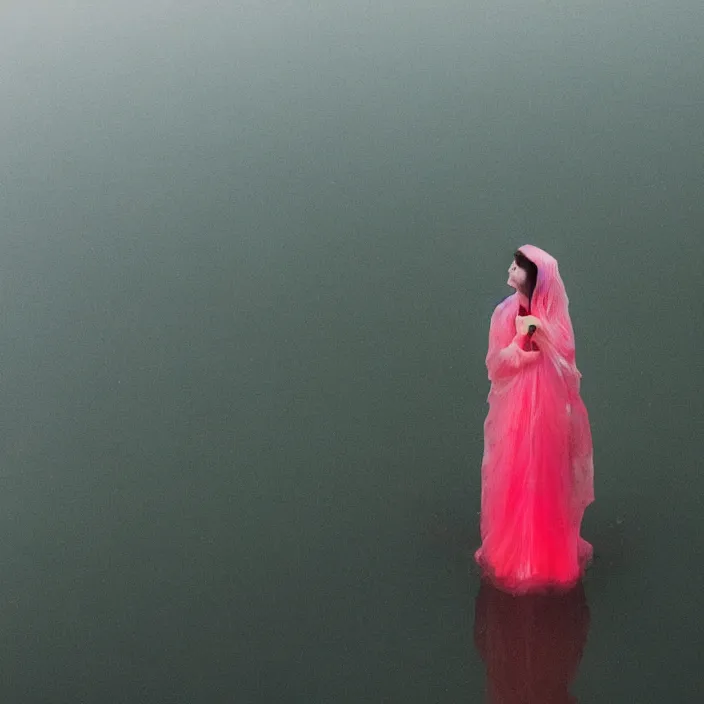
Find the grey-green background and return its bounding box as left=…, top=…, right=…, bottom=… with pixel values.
left=1, top=1, right=702, bottom=701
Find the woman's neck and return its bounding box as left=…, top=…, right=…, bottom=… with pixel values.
left=516, top=291, right=530, bottom=311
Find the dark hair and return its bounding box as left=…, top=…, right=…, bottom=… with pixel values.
left=514, top=250, right=538, bottom=303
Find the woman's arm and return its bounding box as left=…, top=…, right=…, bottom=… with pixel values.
left=487, top=335, right=540, bottom=380
left=485, top=312, right=542, bottom=381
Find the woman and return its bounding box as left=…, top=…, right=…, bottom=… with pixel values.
left=475, top=245, right=594, bottom=593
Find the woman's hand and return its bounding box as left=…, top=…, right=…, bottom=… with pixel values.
left=515, top=315, right=541, bottom=336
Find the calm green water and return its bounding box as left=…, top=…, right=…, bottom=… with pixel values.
left=0, top=1, right=702, bottom=701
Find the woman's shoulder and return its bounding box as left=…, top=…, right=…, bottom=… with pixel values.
left=492, top=294, right=516, bottom=318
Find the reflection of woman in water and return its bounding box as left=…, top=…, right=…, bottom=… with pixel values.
left=474, top=579, right=590, bottom=703
left=475, top=246, right=594, bottom=593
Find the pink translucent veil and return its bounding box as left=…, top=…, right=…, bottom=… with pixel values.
left=518, top=244, right=576, bottom=367
left=517, top=244, right=595, bottom=515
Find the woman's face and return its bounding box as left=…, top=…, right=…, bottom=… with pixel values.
left=507, top=260, right=527, bottom=291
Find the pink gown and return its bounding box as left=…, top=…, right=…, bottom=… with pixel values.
left=475, top=245, right=594, bottom=593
